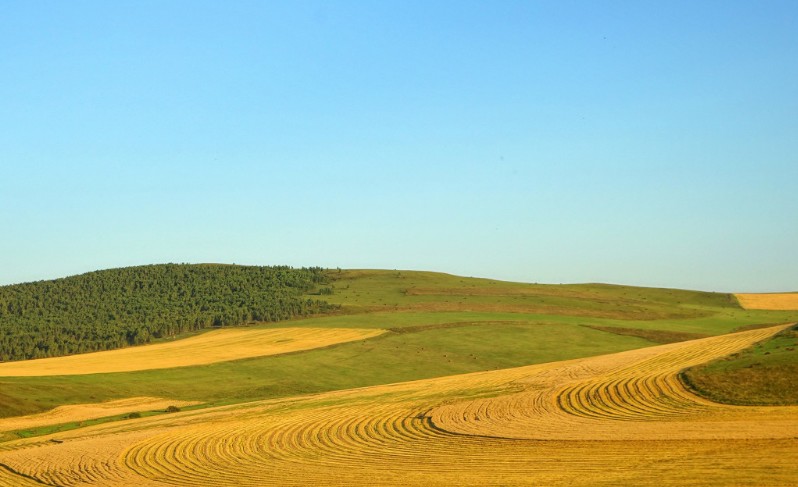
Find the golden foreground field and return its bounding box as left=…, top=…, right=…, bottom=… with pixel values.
left=0, top=324, right=795, bottom=486
left=0, top=328, right=385, bottom=376
left=735, top=293, right=798, bottom=310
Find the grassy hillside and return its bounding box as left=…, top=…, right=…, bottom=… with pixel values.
left=0, top=322, right=655, bottom=418
left=1, top=268, right=796, bottom=420
left=0, top=264, right=335, bottom=361
left=682, top=323, right=798, bottom=405
left=323, top=270, right=739, bottom=319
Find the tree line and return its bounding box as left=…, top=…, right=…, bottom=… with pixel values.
left=0, top=264, right=336, bottom=362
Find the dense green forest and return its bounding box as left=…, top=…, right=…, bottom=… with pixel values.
left=0, top=264, right=336, bottom=362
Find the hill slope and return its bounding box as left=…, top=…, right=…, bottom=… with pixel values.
left=1, top=268, right=796, bottom=485
left=324, top=269, right=739, bottom=320
left=1, top=268, right=796, bottom=419
left=682, top=323, right=798, bottom=405
left=0, top=325, right=795, bottom=486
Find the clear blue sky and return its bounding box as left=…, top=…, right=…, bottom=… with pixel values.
left=1, top=1, right=796, bottom=292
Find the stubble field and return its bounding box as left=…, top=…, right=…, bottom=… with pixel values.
left=0, top=324, right=795, bottom=486
left=735, top=292, right=798, bottom=310
left=0, top=327, right=385, bottom=376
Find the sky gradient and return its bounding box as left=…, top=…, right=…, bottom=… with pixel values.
left=1, top=1, right=796, bottom=292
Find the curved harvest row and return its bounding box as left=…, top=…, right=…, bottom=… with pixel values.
left=431, top=325, right=798, bottom=441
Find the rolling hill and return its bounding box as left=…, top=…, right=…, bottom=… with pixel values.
left=0, top=266, right=796, bottom=485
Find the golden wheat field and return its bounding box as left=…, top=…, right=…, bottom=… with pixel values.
left=0, top=327, right=385, bottom=376
left=0, top=397, right=200, bottom=433
left=0, top=324, right=795, bottom=486
left=735, top=293, right=798, bottom=310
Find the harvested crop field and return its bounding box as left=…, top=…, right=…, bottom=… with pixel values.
left=0, top=324, right=794, bottom=485
left=0, top=328, right=385, bottom=376
left=0, top=397, right=199, bottom=433
left=735, top=293, right=798, bottom=310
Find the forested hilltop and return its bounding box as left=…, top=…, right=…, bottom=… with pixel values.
left=0, top=264, right=335, bottom=362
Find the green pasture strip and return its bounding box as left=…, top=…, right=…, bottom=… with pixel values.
left=324, top=269, right=737, bottom=309
left=681, top=324, right=798, bottom=405
left=260, top=308, right=798, bottom=336
left=581, top=325, right=709, bottom=344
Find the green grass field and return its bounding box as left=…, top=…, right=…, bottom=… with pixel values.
left=682, top=324, right=798, bottom=405
left=1, top=269, right=796, bottom=421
